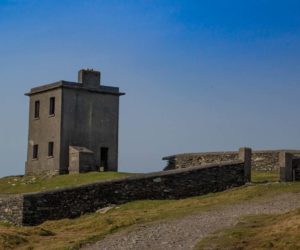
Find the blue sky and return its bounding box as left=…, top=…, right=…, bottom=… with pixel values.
left=0, top=0, right=300, bottom=177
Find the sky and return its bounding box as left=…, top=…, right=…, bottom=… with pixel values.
left=0, top=0, right=300, bottom=177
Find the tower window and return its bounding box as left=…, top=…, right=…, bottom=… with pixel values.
left=49, top=97, right=55, bottom=115
left=34, top=100, right=40, bottom=118
left=33, top=144, right=38, bottom=159
left=48, top=142, right=54, bottom=157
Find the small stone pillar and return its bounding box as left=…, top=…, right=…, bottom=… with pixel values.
left=279, top=151, right=293, bottom=182
left=239, top=147, right=252, bottom=183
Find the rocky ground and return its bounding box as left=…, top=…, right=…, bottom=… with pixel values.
left=82, top=192, right=300, bottom=250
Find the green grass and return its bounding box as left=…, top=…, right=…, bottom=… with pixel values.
left=252, top=170, right=279, bottom=183
left=196, top=209, right=300, bottom=250
left=0, top=172, right=134, bottom=194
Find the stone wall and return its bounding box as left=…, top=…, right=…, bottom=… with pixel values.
left=0, top=195, right=23, bottom=225
left=163, top=150, right=300, bottom=171
left=1, top=160, right=246, bottom=226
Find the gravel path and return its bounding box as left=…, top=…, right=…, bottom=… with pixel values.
left=82, top=192, right=300, bottom=250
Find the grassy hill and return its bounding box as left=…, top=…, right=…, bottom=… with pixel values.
left=0, top=170, right=300, bottom=249
left=0, top=172, right=134, bottom=194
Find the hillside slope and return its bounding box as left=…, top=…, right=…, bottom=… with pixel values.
left=84, top=192, right=300, bottom=250
left=197, top=208, right=300, bottom=250
left=0, top=171, right=299, bottom=249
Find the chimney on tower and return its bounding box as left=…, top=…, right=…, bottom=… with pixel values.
left=78, top=69, right=101, bottom=88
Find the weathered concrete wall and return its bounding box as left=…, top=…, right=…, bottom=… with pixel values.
left=163, top=150, right=300, bottom=171
left=279, top=152, right=300, bottom=182
left=1, top=160, right=246, bottom=226
left=0, top=195, right=23, bottom=225
left=61, top=87, right=119, bottom=172
left=69, top=146, right=95, bottom=173
left=25, top=88, right=62, bottom=175
left=293, top=158, right=300, bottom=180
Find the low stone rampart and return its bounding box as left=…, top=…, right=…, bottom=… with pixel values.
left=163, top=150, right=300, bottom=171
left=1, top=160, right=246, bottom=226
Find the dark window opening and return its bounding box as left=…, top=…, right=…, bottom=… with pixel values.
left=34, top=100, right=40, bottom=118
left=49, top=97, right=55, bottom=115
left=100, top=147, right=109, bottom=171
left=33, top=144, right=38, bottom=159
left=48, top=142, right=54, bottom=157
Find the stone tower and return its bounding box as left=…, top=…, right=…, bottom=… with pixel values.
left=25, top=69, right=125, bottom=175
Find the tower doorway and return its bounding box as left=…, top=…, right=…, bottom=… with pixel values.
left=100, top=147, right=109, bottom=171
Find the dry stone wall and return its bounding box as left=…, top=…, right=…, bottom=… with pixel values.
left=163, top=150, right=300, bottom=171
left=1, top=160, right=246, bottom=226
left=0, top=195, right=23, bottom=225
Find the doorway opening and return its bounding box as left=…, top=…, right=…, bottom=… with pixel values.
left=100, top=147, right=109, bottom=171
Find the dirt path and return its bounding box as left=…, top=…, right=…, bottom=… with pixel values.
left=82, top=192, right=300, bottom=250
